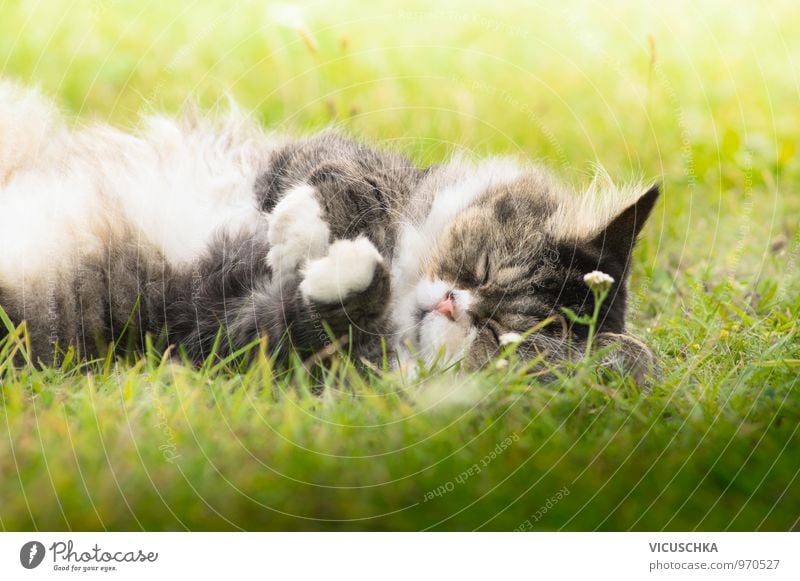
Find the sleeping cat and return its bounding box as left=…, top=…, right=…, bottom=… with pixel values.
left=0, top=81, right=657, bottom=379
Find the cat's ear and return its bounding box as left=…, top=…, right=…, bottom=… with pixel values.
left=590, top=183, right=659, bottom=269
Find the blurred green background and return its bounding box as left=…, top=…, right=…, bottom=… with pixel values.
left=1, top=0, right=798, bottom=531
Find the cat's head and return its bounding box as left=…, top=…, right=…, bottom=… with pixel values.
left=395, top=163, right=659, bottom=380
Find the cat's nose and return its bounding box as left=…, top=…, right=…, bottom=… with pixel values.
left=435, top=293, right=456, bottom=320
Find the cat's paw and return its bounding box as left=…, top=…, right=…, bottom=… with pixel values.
left=267, top=184, right=330, bottom=278
left=596, top=332, right=656, bottom=386
left=300, top=236, right=383, bottom=304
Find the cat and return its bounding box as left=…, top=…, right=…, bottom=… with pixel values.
left=0, top=81, right=657, bottom=380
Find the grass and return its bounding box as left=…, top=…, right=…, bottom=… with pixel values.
left=1, top=0, right=799, bottom=531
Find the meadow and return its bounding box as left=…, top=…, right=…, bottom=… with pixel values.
left=1, top=0, right=798, bottom=530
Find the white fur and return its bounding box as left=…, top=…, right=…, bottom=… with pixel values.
left=0, top=83, right=99, bottom=284
left=266, top=183, right=330, bottom=279
left=499, top=332, right=522, bottom=346
left=0, top=81, right=284, bottom=290
left=413, top=278, right=451, bottom=312
left=107, top=112, right=275, bottom=267
left=393, top=274, right=477, bottom=369
left=418, top=314, right=477, bottom=367
left=300, top=236, right=383, bottom=304
left=413, top=278, right=473, bottom=315
left=0, top=82, right=60, bottom=185
left=414, top=280, right=476, bottom=366
left=0, top=166, right=104, bottom=293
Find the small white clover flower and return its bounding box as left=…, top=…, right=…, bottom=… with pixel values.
left=495, top=358, right=509, bottom=370
left=583, top=270, right=615, bottom=291
left=499, top=332, right=523, bottom=346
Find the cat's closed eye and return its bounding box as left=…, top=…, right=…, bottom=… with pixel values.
left=475, top=251, right=491, bottom=287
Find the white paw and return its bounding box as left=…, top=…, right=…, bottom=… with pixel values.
left=267, top=184, right=330, bottom=278
left=300, top=236, right=383, bottom=304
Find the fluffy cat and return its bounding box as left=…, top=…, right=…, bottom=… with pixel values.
left=0, top=81, right=657, bottom=379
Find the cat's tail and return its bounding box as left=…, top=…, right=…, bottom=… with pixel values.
left=0, top=80, right=63, bottom=185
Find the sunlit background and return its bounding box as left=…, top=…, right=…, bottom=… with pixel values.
left=1, top=0, right=798, bottom=531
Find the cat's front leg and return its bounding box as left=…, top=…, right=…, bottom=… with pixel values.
left=266, top=180, right=390, bottom=320
left=266, top=183, right=330, bottom=282
left=296, top=235, right=391, bottom=361
left=263, top=182, right=392, bottom=362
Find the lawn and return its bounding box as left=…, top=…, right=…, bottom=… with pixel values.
left=1, top=0, right=798, bottom=531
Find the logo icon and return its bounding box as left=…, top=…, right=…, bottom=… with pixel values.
left=20, top=541, right=46, bottom=569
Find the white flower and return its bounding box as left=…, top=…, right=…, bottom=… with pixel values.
left=583, top=270, right=614, bottom=291
left=499, top=332, right=523, bottom=346
left=495, top=358, right=509, bottom=370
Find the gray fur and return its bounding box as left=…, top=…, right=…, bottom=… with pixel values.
left=0, top=114, right=657, bottom=380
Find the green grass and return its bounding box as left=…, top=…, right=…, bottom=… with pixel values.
left=1, top=0, right=799, bottom=531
